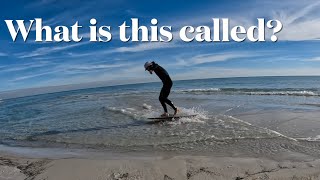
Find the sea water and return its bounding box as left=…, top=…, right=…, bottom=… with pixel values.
left=1, top=76, right=320, bottom=158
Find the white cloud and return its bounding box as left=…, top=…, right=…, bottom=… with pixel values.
left=163, top=1, right=320, bottom=42
left=272, top=1, right=320, bottom=41
left=174, top=66, right=320, bottom=80
left=277, top=18, right=320, bottom=41
left=10, top=70, right=58, bottom=82
left=6, top=62, right=131, bottom=82
left=0, top=61, right=51, bottom=72
left=113, top=42, right=178, bottom=53
left=304, top=57, right=320, bottom=62
left=193, top=53, right=254, bottom=65
left=55, top=42, right=179, bottom=59
left=175, top=52, right=258, bottom=66
left=17, top=41, right=90, bottom=58
left=34, top=62, right=152, bottom=88
left=67, top=63, right=130, bottom=71
left=28, top=0, right=56, bottom=7
left=0, top=52, right=7, bottom=57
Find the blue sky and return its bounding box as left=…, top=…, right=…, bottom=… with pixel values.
left=0, top=0, right=320, bottom=92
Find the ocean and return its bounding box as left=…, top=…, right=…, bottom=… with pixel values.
left=1, top=76, right=320, bottom=159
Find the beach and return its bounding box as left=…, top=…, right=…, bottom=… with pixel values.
left=1, top=152, right=320, bottom=180
left=1, top=77, right=320, bottom=179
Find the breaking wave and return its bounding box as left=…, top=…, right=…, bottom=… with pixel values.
left=175, top=88, right=221, bottom=93
left=174, top=88, right=320, bottom=97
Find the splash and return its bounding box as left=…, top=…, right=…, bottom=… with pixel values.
left=178, top=106, right=209, bottom=120
left=105, top=105, right=209, bottom=125
left=167, top=107, right=209, bottom=125
left=105, top=106, right=141, bottom=120
left=142, top=103, right=152, bottom=110
left=105, top=103, right=160, bottom=120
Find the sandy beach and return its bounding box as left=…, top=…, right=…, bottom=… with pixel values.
left=1, top=151, right=320, bottom=180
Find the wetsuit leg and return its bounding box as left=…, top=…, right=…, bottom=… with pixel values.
left=165, top=98, right=176, bottom=110
left=159, top=87, right=168, bottom=113
left=159, top=85, right=176, bottom=113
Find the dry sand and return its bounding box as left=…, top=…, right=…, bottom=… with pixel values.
left=1, top=154, right=320, bottom=180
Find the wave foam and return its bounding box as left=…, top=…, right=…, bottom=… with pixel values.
left=175, top=88, right=221, bottom=93
left=297, top=135, right=320, bottom=142
left=224, top=115, right=297, bottom=141
left=246, top=90, right=318, bottom=96
left=175, top=88, right=319, bottom=97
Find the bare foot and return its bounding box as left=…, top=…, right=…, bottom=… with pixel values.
left=174, top=108, right=179, bottom=116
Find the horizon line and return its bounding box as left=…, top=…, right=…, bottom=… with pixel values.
left=1, top=75, right=320, bottom=100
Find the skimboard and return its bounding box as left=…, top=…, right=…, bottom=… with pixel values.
left=147, top=114, right=197, bottom=124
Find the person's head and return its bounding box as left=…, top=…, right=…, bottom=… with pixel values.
left=144, top=61, right=153, bottom=74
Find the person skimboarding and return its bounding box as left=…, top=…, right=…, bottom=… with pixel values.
left=144, top=61, right=179, bottom=117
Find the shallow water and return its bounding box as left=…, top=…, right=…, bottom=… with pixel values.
left=1, top=76, right=320, bottom=158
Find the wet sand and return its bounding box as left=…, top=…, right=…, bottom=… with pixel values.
left=1, top=153, right=320, bottom=180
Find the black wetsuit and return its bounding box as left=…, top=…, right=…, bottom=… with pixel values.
left=149, top=62, right=177, bottom=113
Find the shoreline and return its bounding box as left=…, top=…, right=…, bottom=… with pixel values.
left=1, top=145, right=320, bottom=180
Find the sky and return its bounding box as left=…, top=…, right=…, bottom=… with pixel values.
left=0, top=0, right=320, bottom=92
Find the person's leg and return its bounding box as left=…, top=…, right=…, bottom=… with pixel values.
left=164, top=99, right=176, bottom=111
left=162, top=85, right=177, bottom=112
left=159, top=87, right=168, bottom=114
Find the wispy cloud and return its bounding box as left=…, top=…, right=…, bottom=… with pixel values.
left=66, top=63, right=130, bottom=71
left=26, top=0, right=57, bottom=8
left=10, top=70, right=58, bottom=82
left=23, top=4, right=92, bottom=34
left=24, top=62, right=150, bottom=88
left=175, top=52, right=258, bottom=66
left=174, top=66, right=320, bottom=80
left=166, top=1, right=320, bottom=42
left=303, top=56, right=320, bottom=62
left=273, top=1, right=320, bottom=41
left=0, top=52, right=7, bottom=57
left=113, top=42, right=177, bottom=53
left=17, top=41, right=90, bottom=58
left=6, top=61, right=135, bottom=83
left=0, top=61, right=52, bottom=73
left=54, top=42, right=179, bottom=59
